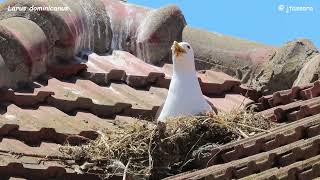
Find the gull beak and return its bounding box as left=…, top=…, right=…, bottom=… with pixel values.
left=171, top=41, right=186, bottom=57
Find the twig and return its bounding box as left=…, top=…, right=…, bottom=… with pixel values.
left=148, top=129, right=155, bottom=172
left=122, top=158, right=131, bottom=180
left=0, top=149, right=73, bottom=161
left=238, top=123, right=270, bottom=133
left=206, top=148, right=221, bottom=168
left=181, top=133, right=205, bottom=169
left=236, top=127, right=249, bottom=138
left=162, top=132, right=188, bottom=140
left=201, top=118, right=211, bottom=124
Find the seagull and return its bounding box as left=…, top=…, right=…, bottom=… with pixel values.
left=157, top=41, right=214, bottom=122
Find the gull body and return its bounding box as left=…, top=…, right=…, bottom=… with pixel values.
left=157, top=41, right=213, bottom=122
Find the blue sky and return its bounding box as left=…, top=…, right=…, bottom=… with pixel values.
left=1, top=0, right=319, bottom=47
left=129, top=0, right=320, bottom=48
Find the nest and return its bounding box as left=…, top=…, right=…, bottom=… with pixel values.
left=60, top=110, right=277, bottom=179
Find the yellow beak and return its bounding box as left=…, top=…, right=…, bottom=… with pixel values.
left=171, top=41, right=186, bottom=57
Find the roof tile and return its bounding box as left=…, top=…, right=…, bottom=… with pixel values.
left=207, top=94, right=254, bottom=113
left=242, top=154, right=320, bottom=180
left=82, top=51, right=248, bottom=96
left=168, top=110, right=320, bottom=177
left=0, top=161, right=100, bottom=179
left=0, top=48, right=259, bottom=178
left=166, top=134, right=320, bottom=180
left=84, top=51, right=165, bottom=88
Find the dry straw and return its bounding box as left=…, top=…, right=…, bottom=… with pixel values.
left=60, top=110, right=277, bottom=179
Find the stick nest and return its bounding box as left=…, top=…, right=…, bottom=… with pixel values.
left=60, top=110, right=277, bottom=179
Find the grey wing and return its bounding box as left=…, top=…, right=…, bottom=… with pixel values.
left=206, top=100, right=218, bottom=114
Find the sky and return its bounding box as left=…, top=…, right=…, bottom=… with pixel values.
left=0, top=0, right=319, bottom=47
left=129, top=0, right=320, bottom=48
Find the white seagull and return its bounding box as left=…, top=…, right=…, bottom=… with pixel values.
left=157, top=41, right=214, bottom=122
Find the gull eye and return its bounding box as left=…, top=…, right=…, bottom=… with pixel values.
left=187, top=45, right=190, bottom=49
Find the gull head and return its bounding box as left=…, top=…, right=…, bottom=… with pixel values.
left=171, top=41, right=195, bottom=71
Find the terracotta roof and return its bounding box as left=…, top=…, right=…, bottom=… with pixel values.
left=0, top=49, right=257, bottom=179
left=165, top=81, right=320, bottom=180
left=0, top=0, right=319, bottom=179
left=1, top=49, right=320, bottom=179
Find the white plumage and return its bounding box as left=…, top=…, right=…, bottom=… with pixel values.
left=157, top=41, right=213, bottom=122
